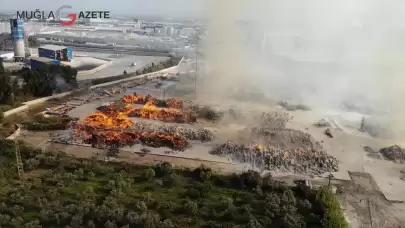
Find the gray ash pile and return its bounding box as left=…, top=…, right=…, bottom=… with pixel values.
left=131, top=122, right=214, bottom=142
left=380, top=145, right=405, bottom=163
left=210, top=142, right=339, bottom=175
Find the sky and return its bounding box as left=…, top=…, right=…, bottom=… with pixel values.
left=1, top=0, right=204, bottom=18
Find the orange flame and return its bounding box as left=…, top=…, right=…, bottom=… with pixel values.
left=120, top=94, right=183, bottom=109
left=73, top=95, right=192, bottom=150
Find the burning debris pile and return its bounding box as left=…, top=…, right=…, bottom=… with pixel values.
left=51, top=95, right=208, bottom=151
left=210, top=142, right=339, bottom=175
left=61, top=123, right=191, bottom=151
left=98, top=96, right=195, bottom=123
left=82, top=128, right=190, bottom=151
left=129, top=104, right=193, bottom=123
left=84, top=111, right=134, bottom=128
left=120, top=94, right=183, bottom=109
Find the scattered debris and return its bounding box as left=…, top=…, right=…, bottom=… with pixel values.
left=380, top=145, right=405, bottom=163
left=364, top=146, right=382, bottom=159
left=210, top=142, right=339, bottom=175
left=400, top=170, right=405, bottom=181
left=363, top=146, right=375, bottom=153
left=277, top=101, right=311, bottom=111
left=324, top=128, right=333, bottom=138
left=315, top=119, right=331, bottom=127
left=194, top=106, right=223, bottom=121
left=140, top=147, right=151, bottom=153
left=360, top=118, right=394, bottom=139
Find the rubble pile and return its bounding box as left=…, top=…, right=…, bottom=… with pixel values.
left=131, top=122, right=214, bottom=142
left=210, top=142, right=339, bottom=175
left=380, top=145, right=405, bottom=163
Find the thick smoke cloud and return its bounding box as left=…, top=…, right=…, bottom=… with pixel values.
left=200, top=0, right=405, bottom=139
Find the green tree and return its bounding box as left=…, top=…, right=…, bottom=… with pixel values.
left=316, top=187, right=348, bottom=228
left=21, top=67, right=56, bottom=97
left=0, top=74, right=14, bottom=104
left=143, top=168, right=155, bottom=181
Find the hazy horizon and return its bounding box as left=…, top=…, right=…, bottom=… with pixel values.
left=0, top=0, right=205, bottom=18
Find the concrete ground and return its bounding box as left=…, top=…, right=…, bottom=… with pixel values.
left=72, top=51, right=169, bottom=81
left=65, top=56, right=108, bottom=71
left=285, top=109, right=405, bottom=203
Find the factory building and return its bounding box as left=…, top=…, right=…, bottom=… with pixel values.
left=9, top=19, right=25, bottom=58
left=30, top=57, right=60, bottom=70
left=0, top=51, right=14, bottom=62
left=38, top=45, right=72, bottom=62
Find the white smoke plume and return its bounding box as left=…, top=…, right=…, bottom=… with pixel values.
left=199, top=0, right=405, bottom=139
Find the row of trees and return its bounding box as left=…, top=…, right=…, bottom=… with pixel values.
left=0, top=139, right=348, bottom=228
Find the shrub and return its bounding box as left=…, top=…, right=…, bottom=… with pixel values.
left=316, top=187, right=348, bottom=228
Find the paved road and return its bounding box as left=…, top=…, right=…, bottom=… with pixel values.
left=72, top=47, right=172, bottom=57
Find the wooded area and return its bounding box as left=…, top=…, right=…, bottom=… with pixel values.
left=0, top=139, right=347, bottom=228
left=0, top=62, right=78, bottom=111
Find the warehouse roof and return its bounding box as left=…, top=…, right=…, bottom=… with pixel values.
left=30, top=57, right=56, bottom=63
left=39, top=44, right=66, bottom=51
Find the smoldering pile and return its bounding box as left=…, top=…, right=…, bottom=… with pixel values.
left=131, top=122, right=214, bottom=142
left=210, top=142, right=339, bottom=175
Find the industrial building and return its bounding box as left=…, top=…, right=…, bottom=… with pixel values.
left=30, top=57, right=60, bottom=70
left=38, top=45, right=72, bottom=62
left=10, top=19, right=25, bottom=59
left=0, top=51, right=13, bottom=62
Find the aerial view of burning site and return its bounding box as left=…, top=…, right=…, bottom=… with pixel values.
left=6, top=1, right=405, bottom=226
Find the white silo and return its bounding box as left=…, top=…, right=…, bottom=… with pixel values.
left=10, top=19, right=25, bottom=57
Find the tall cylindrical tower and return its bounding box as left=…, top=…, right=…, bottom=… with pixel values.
left=10, top=19, right=25, bottom=57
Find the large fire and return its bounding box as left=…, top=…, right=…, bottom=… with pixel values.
left=84, top=111, right=134, bottom=128
left=129, top=101, right=190, bottom=123
left=79, top=126, right=189, bottom=151
left=73, top=95, right=192, bottom=151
